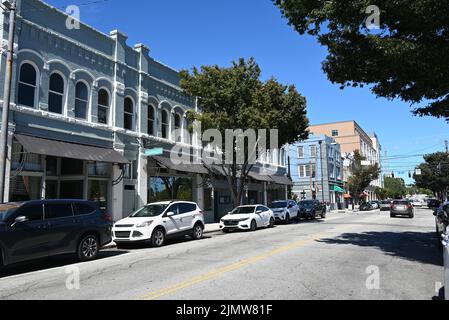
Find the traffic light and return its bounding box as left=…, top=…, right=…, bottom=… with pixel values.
left=409, top=171, right=412, bottom=178
left=391, top=172, right=395, bottom=178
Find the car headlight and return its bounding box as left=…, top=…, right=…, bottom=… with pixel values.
left=136, top=221, right=153, bottom=228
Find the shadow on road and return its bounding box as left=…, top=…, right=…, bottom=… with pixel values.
left=317, top=231, right=443, bottom=267
left=0, top=250, right=128, bottom=279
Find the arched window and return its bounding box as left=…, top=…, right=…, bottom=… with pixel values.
left=75, top=82, right=89, bottom=119
left=124, top=97, right=134, bottom=130
left=148, top=105, right=155, bottom=136
left=98, top=89, right=109, bottom=125
left=184, top=117, right=192, bottom=145
left=48, top=73, right=64, bottom=114
left=161, top=110, right=169, bottom=139
left=174, top=113, right=182, bottom=142
left=18, top=63, right=37, bottom=108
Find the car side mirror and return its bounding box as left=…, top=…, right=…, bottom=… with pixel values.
left=166, top=211, right=175, bottom=217
left=12, top=216, right=28, bottom=227
left=256, top=210, right=262, bottom=214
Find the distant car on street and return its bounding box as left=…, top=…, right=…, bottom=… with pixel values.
left=411, top=199, right=425, bottom=207
left=220, top=205, right=275, bottom=232
left=380, top=200, right=392, bottom=211
left=369, top=201, right=381, bottom=209
left=270, top=200, right=299, bottom=224
left=113, top=201, right=205, bottom=248
left=297, top=200, right=326, bottom=220
left=359, top=202, right=374, bottom=211
left=390, top=200, right=414, bottom=219
left=0, top=200, right=112, bottom=268
left=428, top=199, right=441, bottom=209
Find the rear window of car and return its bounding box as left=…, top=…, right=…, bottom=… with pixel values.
left=74, top=203, right=98, bottom=216
left=45, top=203, right=74, bottom=219
left=178, top=203, right=197, bottom=214
left=393, top=201, right=409, bottom=205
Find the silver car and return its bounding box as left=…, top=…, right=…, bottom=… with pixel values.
left=390, top=200, right=414, bottom=219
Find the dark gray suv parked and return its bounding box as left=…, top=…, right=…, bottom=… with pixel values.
left=0, top=200, right=113, bottom=267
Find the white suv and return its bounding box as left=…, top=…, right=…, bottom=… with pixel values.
left=219, top=205, right=275, bottom=232
left=270, top=200, right=299, bottom=223
left=113, top=201, right=205, bottom=248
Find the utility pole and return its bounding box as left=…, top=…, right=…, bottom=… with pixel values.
left=445, top=140, right=448, bottom=154
left=0, top=0, right=17, bottom=203
left=319, top=140, right=325, bottom=204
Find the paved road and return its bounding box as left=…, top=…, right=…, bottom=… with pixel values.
left=0, top=208, right=443, bottom=300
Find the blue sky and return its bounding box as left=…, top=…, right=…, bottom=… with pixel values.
left=46, top=0, right=449, bottom=184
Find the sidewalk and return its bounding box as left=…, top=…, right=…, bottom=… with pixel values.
left=204, top=223, right=221, bottom=234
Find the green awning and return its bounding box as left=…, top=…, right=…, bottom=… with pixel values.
left=333, top=186, right=345, bottom=193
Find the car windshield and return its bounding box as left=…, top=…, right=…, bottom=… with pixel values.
left=0, top=203, right=21, bottom=222
left=299, top=201, right=314, bottom=208
left=231, top=206, right=256, bottom=215
left=130, top=204, right=169, bottom=218
left=271, top=202, right=287, bottom=209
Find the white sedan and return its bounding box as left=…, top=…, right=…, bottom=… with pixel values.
left=220, top=205, right=275, bottom=232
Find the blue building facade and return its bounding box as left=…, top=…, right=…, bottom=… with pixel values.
left=287, top=135, right=344, bottom=209
left=0, top=0, right=290, bottom=222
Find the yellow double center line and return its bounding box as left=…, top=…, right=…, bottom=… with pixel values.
left=138, top=233, right=326, bottom=300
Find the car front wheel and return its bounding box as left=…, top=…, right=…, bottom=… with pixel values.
left=250, top=220, right=257, bottom=232
left=285, top=214, right=291, bottom=224
left=269, top=218, right=275, bottom=228
left=78, top=235, right=99, bottom=262
left=151, top=229, right=165, bottom=247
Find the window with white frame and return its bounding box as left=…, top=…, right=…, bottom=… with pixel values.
left=18, top=63, right=37, bottom=108
left=161, top=110, right=169, bottom=139
left=299, top=164, right=313, bottom=178
left=97, top=89, right=109, bottom=125
left=75, top=82, right=89, bottom=119
left=48, top=73, right=64, bottom=114
left=174, top=113, right=182, bottom=142
left=124, top=97, right=134, bottom=130
left=297, top=146, right=304, bottom=158
left=148, top=105, right=155, bottom=136
left=310, top=145, right=317, bottom=158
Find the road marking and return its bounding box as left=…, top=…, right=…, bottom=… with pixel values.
left=138, top=233, right=326, bottom=300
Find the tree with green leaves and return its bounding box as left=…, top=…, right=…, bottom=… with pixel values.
left=374, top=187, right=388, bottom=200
left=347, top=150, right=380, bottom=206
left=179, top=58, right=309, bottom=207
left=414, top=152, right=449, bottom=201
left=273, top=0, right=449, bottom=121
left=384, top=176, right=407, bottom=199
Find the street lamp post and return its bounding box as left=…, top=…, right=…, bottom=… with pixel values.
left=0, top=0, right=17, bottom=203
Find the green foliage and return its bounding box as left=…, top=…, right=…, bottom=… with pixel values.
left=414, top=152, right=449, bottom=199
left=384, top=177, right=407, bottom=199
left=273, top=0, right=449, bottom=121
left=347, top=150, right=381, bottom=203
left=374, top=187, right=388, bottom=200
left=180, top=58, right=309, bottom=206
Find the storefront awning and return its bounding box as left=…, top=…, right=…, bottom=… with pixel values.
left=152, top=156, right=209, bottom=174
left=15, top=134, right=129, bottom=164
left=333, top=186, right=345, bottom=193
left=248, top=171, right=274, bottom=182
left=270, top=175, right=294, bottom=186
